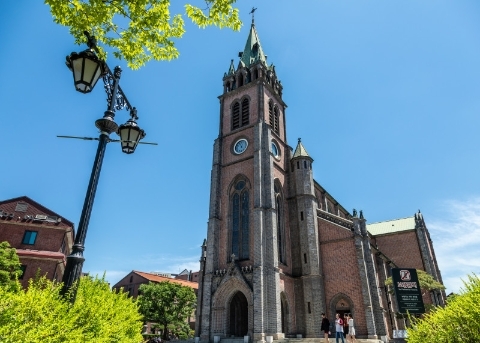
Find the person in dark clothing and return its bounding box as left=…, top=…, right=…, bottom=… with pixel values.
left=321, top=312, right=331, bottom=343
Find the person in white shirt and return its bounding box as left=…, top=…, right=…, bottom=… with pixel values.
left=335, top=313, right=345, bottom=343
left=347, top=314, right=356, bottom=343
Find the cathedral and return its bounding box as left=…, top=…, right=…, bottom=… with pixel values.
left=195, top=21, right=444, bottom=343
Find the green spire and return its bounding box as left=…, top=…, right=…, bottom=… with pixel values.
left=292, top=138, right=311, bottom=158
left=240, top=23, right=267, bottom=67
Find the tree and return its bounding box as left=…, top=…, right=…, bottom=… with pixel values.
left=405, top=274, right=480, bottom=343
left=45, top=0, right=242, bottom=69
left=0, top=241, right=22, bottom=291
left=0, top=275, right=143, bottom=343
left=137, top=281, right=197, bottom=340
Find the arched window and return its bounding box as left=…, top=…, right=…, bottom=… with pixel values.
left=238, top=73, right=244, bottom=87
left=232, top=102, right=240, bottom=130
left=241, top=98, right=250, bottom=127
left=273, top=106, right=280, bottom=134
left=275, top=182, right=285, bottom=264
left=268, top=101, right=274, bottom=127
left=231, top=179, right=250, bottom=260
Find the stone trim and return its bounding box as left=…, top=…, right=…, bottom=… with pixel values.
left=317, top=209, right=354, bottom=230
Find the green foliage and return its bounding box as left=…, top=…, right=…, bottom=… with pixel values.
left=137, top=281, right=196, bottom=340
left=0, top=276, right=143, bottom=343
left=45, top=0, right=242, bottom=69
left=0, top=241, right=21, bottom=292
left=406, top=274, right=480, bottom=343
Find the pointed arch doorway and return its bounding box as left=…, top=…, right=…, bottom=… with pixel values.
left=229, top=291, right=248, bottom=337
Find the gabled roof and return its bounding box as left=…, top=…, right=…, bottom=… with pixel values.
left=134, top=270, right=198, bottom=289
left=240, top=24, right=267, bottom=67
left=292, top=138, right=311, bottom=159
left=367, top=216, right=416, bottom=236
left=0, top=196, right=74, bottom=228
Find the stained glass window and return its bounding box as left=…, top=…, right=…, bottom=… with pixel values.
left=231, top=180, right=249, bottom=260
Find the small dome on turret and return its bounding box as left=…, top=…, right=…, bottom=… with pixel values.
left=292, top=138, right=311, bottom=159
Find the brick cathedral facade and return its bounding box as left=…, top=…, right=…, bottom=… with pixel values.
left=195, top=23, right=444, bottom=342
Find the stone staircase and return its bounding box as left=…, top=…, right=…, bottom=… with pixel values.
left=218, top=338, right=387, bottom=343
left=278, top=339, right=385, bottom=343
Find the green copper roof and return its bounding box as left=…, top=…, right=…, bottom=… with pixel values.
left=367, top=216, right=416, bottom=236
left=241, top=24, right=267, bottom=67
left=292, top=138, right=310, bottom=158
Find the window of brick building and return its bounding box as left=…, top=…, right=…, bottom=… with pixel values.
left=22, top=230, right=37, bottom=245
left=15, top=202, right=28, bottom=212
left=19, top=265, right=27, bottom=279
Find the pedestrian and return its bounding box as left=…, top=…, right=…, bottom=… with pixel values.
left=335, top=313, right=345, bottom=343
left=343, top=314, right=349, bottom=339
left=347, top=314, right=356, bottom=343
left=321, top=312, right=330, bottom=343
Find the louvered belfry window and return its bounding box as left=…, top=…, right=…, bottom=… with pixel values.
left=269, top=101, right=274, bottom=126
left=273, top=106, right=280, bottom=134
left=232, top=99, right=250, bottom=131
left=241, top=98, right=249, bottom=126
left=232, top=102, right=240, bottom=130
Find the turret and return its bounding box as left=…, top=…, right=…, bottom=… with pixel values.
left=291, top=138, right=314, bottom=196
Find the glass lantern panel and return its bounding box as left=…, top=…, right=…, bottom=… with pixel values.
left=72, top=57, right=85, bottom=83
left=84, top=58, right=100, bottom=85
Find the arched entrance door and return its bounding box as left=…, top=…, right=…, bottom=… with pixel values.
left=229, top=291, right=248, bottom=337
left=335, top=298, right=351, bottom=318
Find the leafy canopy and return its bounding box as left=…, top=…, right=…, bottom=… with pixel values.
left=406, top=274, right=480, bottom=343
left=0, top=275, right=143, bottom=343
left=0, top=241, right=22, bottom=292
left=45, top=0, right=242, bottom=69
left=137, top=281, right=197, bottom=340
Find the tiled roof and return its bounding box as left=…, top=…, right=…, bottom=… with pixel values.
left=367, top=216, right=416, bottom=236
left=134, top=271, right=198, bottom=289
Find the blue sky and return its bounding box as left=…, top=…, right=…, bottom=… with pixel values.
left=1, top=1, right=479, bottom=293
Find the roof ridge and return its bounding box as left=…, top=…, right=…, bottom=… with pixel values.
left=367, top=216, right=415, bottom=225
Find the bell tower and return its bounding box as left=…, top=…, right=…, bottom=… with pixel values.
left=196, top=21, right=290, bottom=343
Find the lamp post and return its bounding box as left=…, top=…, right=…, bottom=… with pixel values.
left=61, top=32, right=146, bottom=300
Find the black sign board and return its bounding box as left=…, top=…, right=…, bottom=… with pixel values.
left=391, top=268, right=425, bottom=314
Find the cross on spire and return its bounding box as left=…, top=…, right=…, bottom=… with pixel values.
left=249, top=7, right=257, bottom=25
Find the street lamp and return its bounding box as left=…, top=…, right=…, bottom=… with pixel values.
left=61, top=31, right=146, bottom=300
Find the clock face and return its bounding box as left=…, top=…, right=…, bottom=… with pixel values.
left=271, top=142, right=279, bottom=157
left=234, top=139, right=248, bottom=154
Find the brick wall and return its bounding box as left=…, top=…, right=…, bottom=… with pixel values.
left=318, top=217, right=369, bottom=337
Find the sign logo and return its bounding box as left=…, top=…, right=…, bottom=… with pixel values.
left=399, top=270, right=411, bottom=281
left=392, top=268, right=425, bottom=314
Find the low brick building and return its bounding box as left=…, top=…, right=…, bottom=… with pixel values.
left=0, top=196, right=74, bottom=287
left=113, top=270, right=199, bottom=298
left=113, top=270, right=199, bottom=332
